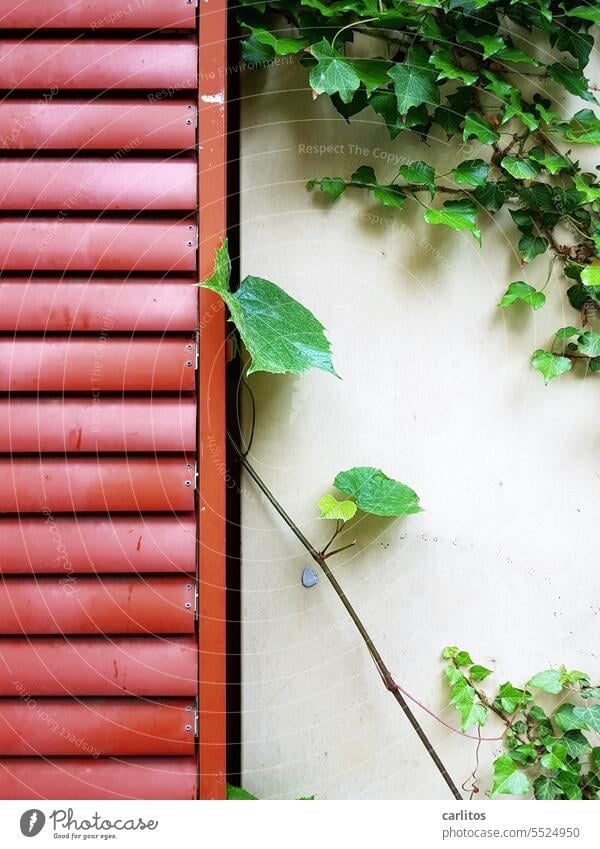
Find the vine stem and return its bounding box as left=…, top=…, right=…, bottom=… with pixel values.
left=227, top=431, right=464, bottom=799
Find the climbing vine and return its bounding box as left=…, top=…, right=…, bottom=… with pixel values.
left=238, top=0, right=600, bottom=381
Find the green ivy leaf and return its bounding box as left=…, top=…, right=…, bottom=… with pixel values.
left=531, top=350, right=572, bottom=383
left=540, top=742, right=569, bottom=771
left=578, top=331, right=600, bottom=357
left=372, top=184, right=406, bottom=209
left=350, top=166, right=376, bottom=186
left=496, top=47, right=542, bottom=67
left=560, top=109, right=600, bottom=144
left=309, top=40, right=361, bottom=104
left=241, top=26, right=308, bottom=57
left=227, top=784, right=258, bottom=800
left=499, top=282, right=545, bottom=310
left=452, top=159, right=489, bottom=188
left=388, top=45, right=440, bottom=115
left=318, top=494, right=357, bottom=522
left=456, top=30, right=505, bottom=59
left=519, top=234, right=549, bottom=262
left=491, top=755, right=530, bottom=797
left=314, top=177, right=346, bottom=200
left=463, top=111, right=500, bottom=145
left=459, top=700, right=487, bottom=732
left=573, top=705, right=600, bottom=732
left=556, top=772, right=582, bottom=800
left=565, top=5, right=600, bottom=26
left=527, top=146, right=571, bottom=175
left=592, top=748, right=600, bottom=770
left=548, top=63, right=596, bottom=103
left=472, top=180, right=515, bottom=212
left=347, top=58, right=393, bottom=96
left=495, top=682, right=531, bottom=714
left=501, top=157, right=541, bottom=180
left=562, top=730, right=591, bottom=759
left=581, top=265, right=600, bottom=288
left=528, top=669, right=563, bottom=694
left=424, top=199, right=481, bottom=244
left=429, top=49, right=478, bottom=85
left=533, top=776, right=561, bottom=800
left=333, top=466, right=422, bottom=516
left=555, top=326, right=580, bottom=340
left=398, top=160, right=436, bottom=196
left=555, top=703, right=589, bottom=732
left=470, top=664, right=493, bottom=681
left=241, top=36, right=275, bottom=66
left=582, top=686, right=600, bottom=699
left=201, top=239, right=337, bottom=377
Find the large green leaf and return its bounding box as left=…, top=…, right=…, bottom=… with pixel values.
left=424, top=200, right=481, bottom=244
left=452, top=159, right=489, bottom=188
left=491, top=756, right=530, bottom=797
left=555, top=703, right=589, bottom=732
left=548, top=63, right=596, bottom=103
left=499, top=281, right=545, bottom=310
left=573, top=705, right=600, bottom=732
left=333, top=466, right=422, bottom=516
left=309, top=40, right=361, bottom=104
left=578, top=331, right=600, bottom=357
left=531, top=350, right=572, bottom=383
left=456, top=30, right=505, bottom=59
left=388, top=45, right=440, bottom=115
left=528, top=669, right=563, bottom=693
left=463, top=111, right=500, bottom=144
left=533, top=776, right=561, bottom=800
left=519, top=234, right=548, bottom=262
left=318, top=494, right=357, bottom=522
left=501, top=157, right=541, bottom=180
left=201, top=239, right=337, bottom=377
left=429, top=49, right=478, bottom=85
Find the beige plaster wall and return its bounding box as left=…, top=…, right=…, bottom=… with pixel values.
left=239, top=55, right=600, bottom=800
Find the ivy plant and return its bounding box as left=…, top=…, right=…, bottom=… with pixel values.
left=442, top=646, right=600, bottom=799
left=238, top=0, right=600, bottom=382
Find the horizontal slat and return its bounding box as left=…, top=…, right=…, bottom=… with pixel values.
left=0, top=276, right=198, bottom=332
left=0, top=456, right=194, bottom=512
left=0, top=158, right=197, bottom=210
left=0, top=513, right=196, bottom=573
left=0, top=757, right=197, bottom=799
left=0, top=0, right=196, bottom=29
left=0, top=698, right=195, bottom=756
left=0, top=218, right=196, bottom=271
left=0, top=38, right=197, bottom=90
left=0, top=336, right=196, bottom=391
left=0, top=635, right=197, bottom=695
left=0, top=576, right=195, bottom=634
left=0, top=99, right=196, bottom=151
left=0, top=397, right=196, bottom=452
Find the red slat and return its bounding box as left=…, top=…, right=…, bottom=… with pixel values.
left=0, top=158, right=197, bottom=211
left=0, top=0, right=196, bottom=29
left=0, top=576, right=195, bottom=634
left=0, top=397, right=196, bottom=452
left=0, top=277, right=197, bottom=332
left=0, top=698, right=195, bottom=756
left=0, top=456, right=194, bottom=513
left=0, top=757, right=197, bottom=799
left=0, top=38, right=198, bottom=90
left=0, top=218, right=196, bottom=271
left=0, top=336, right=196, bottom=391
left=0, top=636, right=197, bottom=695
left=0, top=99, right=195, bottom=151
left=0, top=514, right=196, bottom=574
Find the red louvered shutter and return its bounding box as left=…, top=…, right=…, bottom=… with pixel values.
left=0, top=0, right=228, bottom=800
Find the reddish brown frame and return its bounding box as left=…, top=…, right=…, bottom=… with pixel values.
left=197, top=0, right=228, bottom=800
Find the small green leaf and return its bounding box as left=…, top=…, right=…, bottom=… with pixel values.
left=555, top=326, right=580, bottom=340
left=398, top=161, right=436, bottom=197
left=573, top=705, right=600, bottom=732
left=528, top=669, right=563, bottom=694
left=492, top=755, right=530, bottom=797
left=560, top=109, right=600, bottom=145
left=582, top=686, right=600, bottom=699
left=548, top=63, right=596, bottom=104
left=592, top=748, right=600, bottom=769
left=318, top=494, right=357, bottom=522
left=388, top=45, right=440, bottom=115
left=454, top=650, right=473, bottom=667
left=519, top=234, right=549, bottom=262
left=241, top=26, right=307, bottom=57
left=531, top=350, right=572, bottom=384
left=457, top=30, right=505, bottom=60
left=528, top=146, right=571, bottom=175
left=556, top=772, right=582, bottom=800
left=565, top=5, right=600, bottom=25
left=578, top=331, right=600, bottom=357
left=459, top=700, right=487, bottom=732
left=562, top=730, right=591, bottom=759
left=533, top=776, right=561, bottom=800
left=318, top=177, right=346, bottom=200
left=372, top=184, right=406, bottom=209
left=201, top=239, right=337, bottom=377
left=227, top=784, right=258, bottom=800
left=541, top=742, right=569, bottom=771
left=424, top=199, right=481, bottom=244
left=452, top=159, right=489, bottom=188
left=581, top=265, right=600, bottom=288
left=496, top=47, right=542, bottom=67
left=495, top=682, right=530, bottom=714
left=463, top=111, right=500, bottom=145
left=350, top=166, right=376, bottom=186
left=429, top=49, right=478, bottom=85
left=501, top=157, right=541, bottom=180
left=470, top=664, right=493, bottom=681
left=309, top=40, right=361, bottom=104
left=499, top=282, right=545, bottom=310
left=333, top=466, right=422, bottom=517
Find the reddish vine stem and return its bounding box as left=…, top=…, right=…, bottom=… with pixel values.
left=227, top=431, right=463, bottom=800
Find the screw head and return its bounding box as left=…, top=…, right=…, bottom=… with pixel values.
left=184, top=480, right=192, bottom=487
left=185, top=602, right=192, bottom=609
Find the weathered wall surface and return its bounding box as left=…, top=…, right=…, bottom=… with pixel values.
left=239, top=56, right=600, bottom=799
